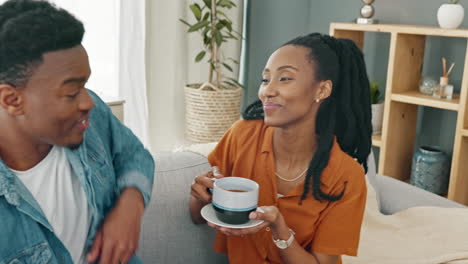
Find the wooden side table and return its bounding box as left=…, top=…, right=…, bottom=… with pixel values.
left=105, top=99, right=125, bottom=122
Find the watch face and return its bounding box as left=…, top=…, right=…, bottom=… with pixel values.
left=277, top=240, right=288, bottom=249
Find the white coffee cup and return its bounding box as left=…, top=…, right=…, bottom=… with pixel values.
left=212, top=177, right=259, bottom=224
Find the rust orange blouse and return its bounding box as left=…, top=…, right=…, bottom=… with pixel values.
left=207, top=120, right=367, bottom=264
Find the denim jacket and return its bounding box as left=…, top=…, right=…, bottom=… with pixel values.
left=0, top=91, right=155, bottom=264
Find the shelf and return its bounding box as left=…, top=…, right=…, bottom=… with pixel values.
left=462, top=129, right=468, bottom=137
left=331, top=22, right=468, bottom=205
left=391, top=91, right=460, bottom=111
left=372, top=134, right=382, bottom=147
left=331, top=23, right=468, bottom=38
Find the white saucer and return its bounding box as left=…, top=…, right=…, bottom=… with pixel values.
left=200, top=204, right=264, bottom=229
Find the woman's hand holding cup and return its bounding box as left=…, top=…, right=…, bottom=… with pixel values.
left=191, top=166, right=223, bottom=204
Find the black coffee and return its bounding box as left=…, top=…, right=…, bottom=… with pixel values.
left=228, top=189, right=247, bottom=192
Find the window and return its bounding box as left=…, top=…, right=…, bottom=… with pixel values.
left=51, top=0, right=119, bottom=99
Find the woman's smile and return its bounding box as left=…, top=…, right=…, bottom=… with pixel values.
left=263, top=101, right=282, bottom=113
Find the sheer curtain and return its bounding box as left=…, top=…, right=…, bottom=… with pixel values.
left=147, top=0, right=245, bottom=152
left=117, top=0, right=150, bottom=147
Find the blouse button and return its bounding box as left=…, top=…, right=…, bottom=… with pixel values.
left=266, top=227, right=270, bottom=232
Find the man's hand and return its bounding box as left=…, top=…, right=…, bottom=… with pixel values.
left=87, top=187, right=145, bottom=264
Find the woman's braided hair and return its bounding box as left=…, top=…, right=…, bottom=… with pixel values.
left=243, top=33, right=372, bottom=202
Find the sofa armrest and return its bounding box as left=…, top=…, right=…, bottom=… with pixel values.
left=372, top=174, right=465, bottom=215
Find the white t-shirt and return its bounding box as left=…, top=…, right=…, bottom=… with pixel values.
left=13, top=145, right=90, bottom=264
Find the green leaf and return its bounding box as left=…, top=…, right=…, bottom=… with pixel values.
left=220, top=19, right=232, bottom=31
left=219, top=0, right=236, bottom=8
left=218, top=0, right=231, bottom=8
left=216, top=22, right=225, bottom=30
left=188, top=20, right=210, bottom=32
left=219, top=0, right=237, bottom=7
left=232, top=29, right=242, bottom=36
left=203, top=0, right=211, bottom=8
left=195, top=51, right=206, bottom=62
left=222, top=63, right=233, bottom=72
left=179, top=19, right=191, bottom=27
left=227, top=78, right=244, bottom=89
left=227, top=32, right=239, bottom=40
left=202, top=12, right=210, bottom=21
left=202, top=27, right=210, bottom=41
left=203, top=34, right=211, bottom=45
left=370, top=81, right=381, bottom=104
left=228, top=58, right=239, bottom=64
left=202, top=26, right=210, bottom=35
left=189, top=4, right=202, bottom=20
left=217, top=11, right=231, bottom=21
left=223, top=80, right=236, bottom=87
left=215, top=30, right=223, bottom=46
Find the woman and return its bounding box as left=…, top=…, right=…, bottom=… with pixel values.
left=190, top=33, right=372, bottom=264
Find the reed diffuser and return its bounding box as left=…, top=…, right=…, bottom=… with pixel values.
left=433, top=57, right=455, bottom=99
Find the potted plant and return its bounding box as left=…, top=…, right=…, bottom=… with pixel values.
left=180, top=0, right=243, bottom=143
left=437, top=0, right=465, bottom=29
left=370, top=81, right=384, bottom=135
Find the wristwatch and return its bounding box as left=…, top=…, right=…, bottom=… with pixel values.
left=272, top=229, right=295, bottom=249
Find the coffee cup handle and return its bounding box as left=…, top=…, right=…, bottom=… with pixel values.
left=208, top=178, right=217, bottom=194
left=207, top=166, right=222, bottom=194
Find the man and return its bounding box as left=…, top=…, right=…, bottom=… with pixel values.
left=0, top=0, right=154, bottom=263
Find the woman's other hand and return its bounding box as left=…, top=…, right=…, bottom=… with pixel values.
left=207, top=206, right=288, bottom=237
left=189, top=167, right=224, bottom=224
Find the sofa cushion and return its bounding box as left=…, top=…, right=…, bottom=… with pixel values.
left=365, top=149, right=464, bottom=214
left=365, top=149, right=381, bottom=209
left=374, top=173, right=465, bottom=215
left=137, top=151, right=228, bottom=264
left=137, top=149, right=464, bottom=263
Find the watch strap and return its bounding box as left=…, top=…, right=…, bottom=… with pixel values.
left=272, top=228, right=295, bottom=249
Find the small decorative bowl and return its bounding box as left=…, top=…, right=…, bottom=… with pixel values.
left=419, top=76, right=438, bottom=95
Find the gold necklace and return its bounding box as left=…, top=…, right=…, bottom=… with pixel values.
left=275, top=167, right=309, bottom=182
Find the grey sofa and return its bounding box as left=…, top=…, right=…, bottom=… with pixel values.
left=136, top=151, right=465, bottom=264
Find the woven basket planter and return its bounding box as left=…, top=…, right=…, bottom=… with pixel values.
left=185, top=82, right=242, bottom=143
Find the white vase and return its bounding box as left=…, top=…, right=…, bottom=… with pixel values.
left=437, top=4, right=464, bottom=29
left=371, top=103, right=384, bottom=135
